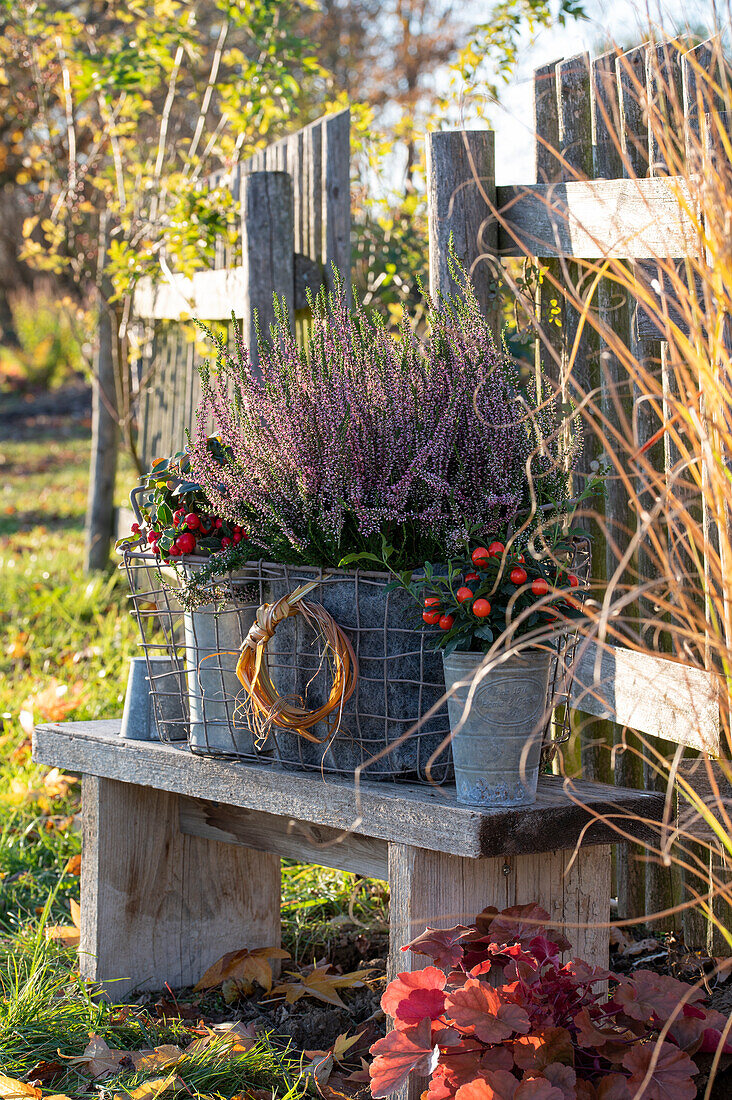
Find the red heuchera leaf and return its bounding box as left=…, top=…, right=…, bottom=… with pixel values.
left=439, top=1041, right=513, bottom=1093
left=455, top=1071, right=565, bottom=1100
left=446, top=979, right=531, bottom=1043
left=369, top=1017, right=437, bottom=1098
left=513, top=1028, right=574, bottom=1072
left=666, top=1005, right=724, bottom=1054
left=426, top=1068, right=456, bottom=1100
left=699, top=1026, right=732, bottom=1055
left=613, top=970, right=704, bottom=1023
left=469, top=944, right=539, bottom=984
left=622, top=1040, right=698, bottom=1100
left=595, top=1076, right=633, bottom=1100
left=562, top=958, right=615, bottom=985
left=396, top=986, right=448, bottom=1025
left=455, top=1074, right=518, bottom=1100
left=514, top=1081, right=564, bottom=1100
left=541, top=1062, right=577, bottom=1099
left=476, top=906, right=572, bottom=954
left=476, top=905, right=551, bottom=947
left=382, top=967, right=447, bottom=1025
left=574, top=1008, right=638, bottom=1053
left=406, top=926, right=475, bottom=967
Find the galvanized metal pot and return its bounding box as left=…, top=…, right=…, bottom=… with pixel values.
left=120, top=656, right=187, bottom=741
left=442, top=647, right=554, bottom=807
left=183, top=564, right=266, bottom=756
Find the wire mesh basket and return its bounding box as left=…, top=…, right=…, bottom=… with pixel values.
left=121, top=540, right=590, bottom=783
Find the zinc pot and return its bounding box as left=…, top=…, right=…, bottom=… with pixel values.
left=183, top=563, right=267, bottom=757
left=442, top=647, right=554, bottom=807
left=120, top=655, right=187, bottom=741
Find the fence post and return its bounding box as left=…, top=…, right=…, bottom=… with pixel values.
left=241, top=170, right=294, bottom=365
left=426, top=130, right=501, bottom=337
left=84, top=210, right=119, bottom=573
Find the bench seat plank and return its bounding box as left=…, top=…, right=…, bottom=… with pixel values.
left=33, top=720, right=664, bottom=858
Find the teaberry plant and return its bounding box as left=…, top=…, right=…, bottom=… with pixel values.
left=117, top=439, right=250, bottom=562
left=188, top=269, right=578, bottom=574
left=369, top=904, right=731, bottom=1100
left=366, top=537, right=587, bottom=657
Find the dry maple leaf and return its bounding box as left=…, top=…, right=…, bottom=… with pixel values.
left=113, top=1076, right=182, bottom=1100
left=64, top=853, right=81, bottom=875
left=271, top=965, right=374, bottom=1008
left=45, top=897, right=81, bottom=948
left=43, top=768, right=79, bottom=799
left=131, top=1046, right=183, bottom=1072
left=184, top=1022, right=259, bottom=1057
left=0, top=1077, right=41, bottom=1100
left=66, top=1035, right=132, bottom=1078
left=194, top=945, right=289, bottom=992
left=25, top=680, right=85, bottom=724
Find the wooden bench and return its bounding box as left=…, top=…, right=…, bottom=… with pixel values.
left=33, top=719, right=666, bottom=997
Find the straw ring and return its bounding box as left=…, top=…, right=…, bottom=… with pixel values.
left=236, top=581, right=358, bottom=744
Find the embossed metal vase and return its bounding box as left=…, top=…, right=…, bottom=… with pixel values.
left=442, top=648, right=554, bottom=807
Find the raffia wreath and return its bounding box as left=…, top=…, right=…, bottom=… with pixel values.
left=236, top=581, right=358, bottom=744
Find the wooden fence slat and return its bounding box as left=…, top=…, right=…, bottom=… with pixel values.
left=533, top=60, right=564, bottom=403
left=617, top=46, right=650, bottom=179
left=308, top=119, right=324, bottom=267
left=323, top=109, right=351, bottom=291
left=571, top=641, right=720, bottom=755
left=556, top=55, right=607, bottom=787
left=240, top=171, right=294, bottom=363
left=426, top=129, right=500, bottom=335
left=535, top=59, right=564, bottom=183
left=493, top=176, right=699, bottom=260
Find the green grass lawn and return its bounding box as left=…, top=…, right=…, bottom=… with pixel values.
left=0, top=422, right=386, bottom=1097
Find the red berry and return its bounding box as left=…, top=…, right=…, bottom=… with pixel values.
left=465, top=572, right=479, bottom=582
left=422, top=610, right=440, bottom=625
left=233, top=532, right=242, bottom=543
left=221, top=536, right=232, bottom=547
left=473, top=598, right=491, bottom=617
left=169, top=546, right=180, bottom=557
left=456, top=587, right=474, bottom=603
left=510, top=567, right=528, bottom=585
left=131, top=523, right=140, bottom=533
left=148, top=529, right=159, bottom=541
left=532, top=578, right=549, bottom=597
left=424, top=596, right=441, bottom=608
left=568, top=573, right=579, bottom=588
left=516, top=554, right=525, bottom=563
left=215, top=519, right=223, bottom=528
left=185, top=513, right=200, bottom=529
left=439, top=615, right=455, bottom=630
left=471, top=547, right=490, bottom=567
left=176, top=532, right=196, bottom=554
left=488, top=541, right=505, bottom=557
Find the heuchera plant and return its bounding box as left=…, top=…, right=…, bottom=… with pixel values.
left=369, top=904, right=731, bottom=1100
left=188, top=272, right=578, bottom=571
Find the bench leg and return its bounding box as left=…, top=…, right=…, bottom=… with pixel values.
left=388, top=843, right=611, bottom=975
left=81, top=776, right=281, bottom=997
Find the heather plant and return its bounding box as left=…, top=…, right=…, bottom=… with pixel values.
left=189, top=273, right=579, bottom=572
left=369, top=904, right=732, bottom=1100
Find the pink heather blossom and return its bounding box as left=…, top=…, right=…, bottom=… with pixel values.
left=189, top=277, right=576, bottom=567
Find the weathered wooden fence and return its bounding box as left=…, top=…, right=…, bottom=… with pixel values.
left=133, top=108, right=350, bottom=468
left=131, top=39, right=730, bottom=948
